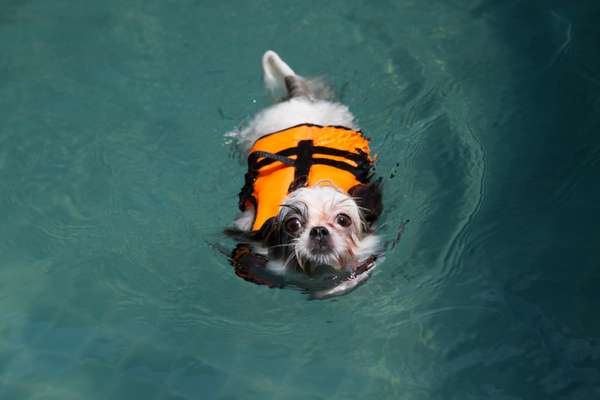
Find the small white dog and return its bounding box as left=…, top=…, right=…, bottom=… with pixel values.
left=226, top=51, right=383, bottom=292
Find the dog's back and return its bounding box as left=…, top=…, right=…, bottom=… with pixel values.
left=228, top=51, right=357, bottom=151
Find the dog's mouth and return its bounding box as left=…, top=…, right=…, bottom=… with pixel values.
left=308, top=237, right=334, bottom=255
left=302, top=262, right=338, bottom=277
left=310, top=243, right=333, bottom=255
left=299, top=248, right=343, bottom=277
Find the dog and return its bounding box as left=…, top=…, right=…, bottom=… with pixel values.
left=225, top=50, right=383, bottom=296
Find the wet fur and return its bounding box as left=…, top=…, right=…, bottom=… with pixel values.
left=226, top=50, right=383, bottom=279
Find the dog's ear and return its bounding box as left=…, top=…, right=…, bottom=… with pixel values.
left=224, top=218, right=280, bottom=244
left=348, top=178, right=383, bottom=228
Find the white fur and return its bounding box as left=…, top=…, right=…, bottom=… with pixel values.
left=233, top=208, right=255, bottom=231
left=227, top=50, right=357, bottom=151
left=229, top=98, right=358, bottom=152
left=262, top=50, right=296, bottom=96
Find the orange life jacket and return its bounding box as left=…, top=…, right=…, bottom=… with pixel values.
left=238, top=123, right=374, bottom=231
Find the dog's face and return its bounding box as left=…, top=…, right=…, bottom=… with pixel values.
left=264, top=184, right=382, bottom=275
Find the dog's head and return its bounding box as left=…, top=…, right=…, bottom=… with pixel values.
left=250, top=182, right=382, bottom=275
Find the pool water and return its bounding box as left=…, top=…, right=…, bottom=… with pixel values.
left=1, top=1, right=600, bottom=399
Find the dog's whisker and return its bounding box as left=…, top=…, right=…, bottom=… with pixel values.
left=267, top=243, right=295, bottom=250
left=282, top=251, right=296, bottom=270
left=294, top=246, right=305, bottom=271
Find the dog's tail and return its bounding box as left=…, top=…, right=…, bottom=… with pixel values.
left=262, top=50, right=332, bottom=101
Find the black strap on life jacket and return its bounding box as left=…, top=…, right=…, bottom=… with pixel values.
left=238, top=139, right=373, bottom=211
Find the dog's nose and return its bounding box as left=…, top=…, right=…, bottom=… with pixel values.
left=309, top=226, right=329, bottom=239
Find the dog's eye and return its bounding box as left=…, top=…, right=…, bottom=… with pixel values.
left=284, top=217, right=302, bottom=235
left=335, top=213, right=352, bottom=227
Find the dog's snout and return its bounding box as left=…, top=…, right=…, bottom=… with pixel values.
left=310, top=226, right=329, bottom=239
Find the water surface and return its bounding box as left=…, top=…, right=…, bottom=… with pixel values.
left=1, top=1, right=599, bottom=399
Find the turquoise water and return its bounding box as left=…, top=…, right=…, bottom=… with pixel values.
left=2, top=1, right=600, bottom=399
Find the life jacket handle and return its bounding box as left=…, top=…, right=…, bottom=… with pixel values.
left=239, top=140, right=373, bottom=212
left=247, top=143, right=372, bottom=182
